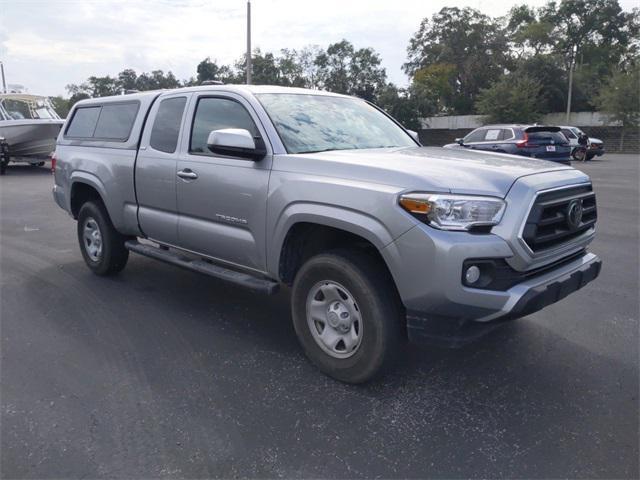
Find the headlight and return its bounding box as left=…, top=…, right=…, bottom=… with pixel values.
left=399, top=193, right=506, bottom=231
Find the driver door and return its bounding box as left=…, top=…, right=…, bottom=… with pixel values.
left=175, top=93, right=272, bottom=272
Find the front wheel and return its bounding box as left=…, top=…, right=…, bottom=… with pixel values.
left=77, top=201, right=129, bottom=275
left=291, top=250, right=403, bottom=383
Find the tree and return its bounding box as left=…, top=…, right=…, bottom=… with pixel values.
left=278, top=48, right=311, bottom=87
left=476, top=75, right=544, bottom=124
left=506, top=5, right=554, bottom=57
left=596, top=66, right=640, bottom=149
left=117, top=69, right=138, bottom=91
left=49, top=96, right=71, bottom=118
left=315, top=40, right=387, bottom=101
left=404, top=7, right=510, bottom=114
left=377, top=84, right=420, bottom=130
left=514, top=54, right=568, bottom=112
left=411, top=63, right=457, bottom=114
left=196, top=57, right=236, bottom=84
left=133, top=70, right=181, bottom=90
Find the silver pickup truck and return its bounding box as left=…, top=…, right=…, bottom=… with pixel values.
left=53, top=85, right=601, bottom=383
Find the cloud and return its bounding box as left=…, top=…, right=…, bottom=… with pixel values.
left=1, top=0, right=637, bottom=96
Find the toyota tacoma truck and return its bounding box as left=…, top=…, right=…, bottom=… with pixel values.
left=53, top=85, right=601, bottom=383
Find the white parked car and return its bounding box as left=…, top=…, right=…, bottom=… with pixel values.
left=559, top=126, right=605, bottom=161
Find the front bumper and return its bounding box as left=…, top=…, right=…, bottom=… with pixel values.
left=382, top=220, right=601, bottom=347
left=405, top=250, right=601, bottom=347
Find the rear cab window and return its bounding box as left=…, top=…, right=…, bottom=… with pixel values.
left=65, top=101, right=139, bottom=141
left=150, top=97, right=187, bottom=154
left=561, top=128, right=577, bottom=140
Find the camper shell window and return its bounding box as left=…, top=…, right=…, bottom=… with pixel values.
left=65, top=101, right=139, bottom=141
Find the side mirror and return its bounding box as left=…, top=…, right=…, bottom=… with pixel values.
left=455, top=137, right=464, bottom=145
left=407, top=129, right=420, bottom=144
left=207, top=128, right=266, bottom=160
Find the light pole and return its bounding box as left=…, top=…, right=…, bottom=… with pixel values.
left=565, top=44, right=577, bottom=124
left=246, top=1, right=252, bottom=85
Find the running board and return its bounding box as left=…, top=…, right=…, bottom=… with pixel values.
left=125, top=240, right=279, bottom=295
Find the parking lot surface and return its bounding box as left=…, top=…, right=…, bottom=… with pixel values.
left=1, top=154, right=638, bottom=478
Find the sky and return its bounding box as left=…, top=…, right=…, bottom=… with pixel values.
left=0, top=0, right=637, bottom=97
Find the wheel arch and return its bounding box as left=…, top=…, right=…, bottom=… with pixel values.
left=271, top=205, right=401, bottom=287
left=69, top=173, right=108, bottom=219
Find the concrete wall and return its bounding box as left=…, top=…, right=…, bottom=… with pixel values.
left=420, top=111, right=622, bottom=129
left=418, top=112, right=636, bottom=153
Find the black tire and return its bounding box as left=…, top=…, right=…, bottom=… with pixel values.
left=77, top=201, right=129, bottom=275
left=291, top=249, right=403, bottom=384
left=0, top=162, right=6, bottom=175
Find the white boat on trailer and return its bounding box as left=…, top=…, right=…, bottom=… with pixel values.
left=0, top=93, right=64, bottom=174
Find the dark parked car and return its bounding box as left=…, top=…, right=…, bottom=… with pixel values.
left=443, top=125, right=572, bottom=164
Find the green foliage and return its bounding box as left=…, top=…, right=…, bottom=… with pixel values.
left=66, top=69, right=181, bottom=98
left=314, top=40, right=387, bottom=102
left=596, top=66, right=640, bottom=128
left=49, top=96, right=71, bottom=118
left=404, top=7, right=510, bottom=114
left=412, top=63, right=457, bottom=114
left=476, top=75, right=544, bottom=124
left=196, top=58, right=235, bottom=84
left=376, top=83, right=428, bottom=130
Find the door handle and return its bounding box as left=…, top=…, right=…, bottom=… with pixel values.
left=177, top=169, right=198, bottom=180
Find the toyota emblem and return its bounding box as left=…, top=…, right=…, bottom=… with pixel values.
left=566, top=199, right=584, bottom=230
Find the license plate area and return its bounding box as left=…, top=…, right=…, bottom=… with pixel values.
left=546, top=145, right=556, bottom=152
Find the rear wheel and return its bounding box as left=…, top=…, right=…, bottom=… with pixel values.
left=77, top=201, right=129, bottom=275
left=291, top=249, right=403, bottom=383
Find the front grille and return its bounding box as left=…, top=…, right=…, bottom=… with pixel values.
left=522, top=184, right=597, bottom=252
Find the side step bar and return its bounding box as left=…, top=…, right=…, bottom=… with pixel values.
left=125, top=240, right=279, bottom=295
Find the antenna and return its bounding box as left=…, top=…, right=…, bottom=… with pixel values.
left=0, top=62, right=7, bottom=94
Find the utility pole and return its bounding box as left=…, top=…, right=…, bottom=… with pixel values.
left=565, top=45, right=577, bottom=124
left=246, top=1, right=252, bottom=85
left=0, top=61, right=7, bottom=94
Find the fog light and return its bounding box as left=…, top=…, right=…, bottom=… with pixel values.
left=465, top=265, right=481, bottom=284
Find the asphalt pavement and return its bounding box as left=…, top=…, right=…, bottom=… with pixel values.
left=1, top=154, right=638, bottom=478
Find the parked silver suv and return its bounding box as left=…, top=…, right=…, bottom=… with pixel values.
left=53, top=85, right=601, bottom=383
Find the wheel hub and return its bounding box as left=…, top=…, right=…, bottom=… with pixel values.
left=305, top=281, right=363, bottom=359
left=82, top=217, right=103, bottom=262
left=327, top=302, right=352, bottom=332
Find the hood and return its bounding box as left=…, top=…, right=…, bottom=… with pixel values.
left=274, top=146, right=574, bottom=197
left=589, top=137, right=603, bottom=144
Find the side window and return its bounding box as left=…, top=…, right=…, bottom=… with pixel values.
left=150, top=97, right=187, bottom=154
left=66, top=106, right=101, bottom=138
left=561, top=128, right=577, bottom=139
left=464, top=129, right=486, bottom=143
left=484, top=129, right=501, bottom=141
left=190, top=97, right=259, bottom=154
left=93, top=103, right=139, bottom=140
left=501, top=129, right=514, bottom=140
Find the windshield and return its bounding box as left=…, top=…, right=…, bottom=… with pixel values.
left=256, top=93, right=416, bottom=154
left=0, top=97, right=60, bottom=120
